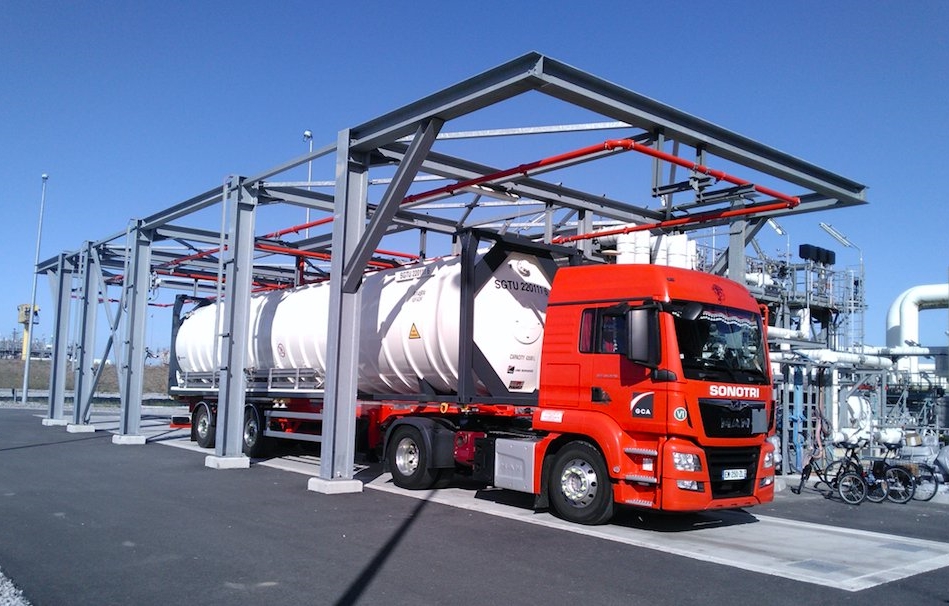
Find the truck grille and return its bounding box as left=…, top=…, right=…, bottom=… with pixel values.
left=698, top=398, right=767, bottom=438
left=705, top=447, right=759, bottom=499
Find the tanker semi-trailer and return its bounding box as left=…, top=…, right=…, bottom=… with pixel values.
left=171, top=240, right=775, bottom=525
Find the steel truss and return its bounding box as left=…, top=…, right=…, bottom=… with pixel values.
left=34, top=52, right=867, bottom=486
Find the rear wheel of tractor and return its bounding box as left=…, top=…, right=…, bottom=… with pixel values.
left=549, top=442, right=614, bottom=525
left=193, top=402, right=215, bottom=449
left=387, top=425, right=439, bottom=490
left=243, top=406, right=268, bottom=458
left=837, top=472, right=867, bottom=505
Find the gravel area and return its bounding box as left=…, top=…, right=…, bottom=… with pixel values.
left=0, top=568, right=29, bottom=606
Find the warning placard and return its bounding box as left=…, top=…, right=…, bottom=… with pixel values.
left=408, top=324, right=421, bottom=339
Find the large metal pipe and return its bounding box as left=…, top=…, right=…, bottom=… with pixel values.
left=885, top=283, right=949, bottom=347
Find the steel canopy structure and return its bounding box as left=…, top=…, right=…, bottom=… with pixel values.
left=35, top=52, right=867, bottom=486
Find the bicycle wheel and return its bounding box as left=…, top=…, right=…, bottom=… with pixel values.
left=838, top=472, right=867, bottom=505
left=823, top=458, right=859, bottom=489
left=884, top=466, right=915, bottom=504
left=865, top=475, right=889, bottom=503
left=912, top=463, right=940, bottom=502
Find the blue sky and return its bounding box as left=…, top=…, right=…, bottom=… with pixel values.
left=2, top=0, right=947, bottom=353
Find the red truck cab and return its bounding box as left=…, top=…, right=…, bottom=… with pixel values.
left=532, top=264, right=775, bottom=523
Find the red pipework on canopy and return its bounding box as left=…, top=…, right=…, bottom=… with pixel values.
left=551, top=199, right=795, bottom=244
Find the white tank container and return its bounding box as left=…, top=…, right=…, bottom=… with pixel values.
left=175, top=251, right=552, bottom=395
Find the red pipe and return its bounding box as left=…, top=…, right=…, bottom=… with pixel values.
left=601, top=139, right=800, bottom=206
left=401, top=140, right=625, bottom=206
left=552, top=199, right=796, bottom=244
left=401, top=137, right=799, bottom=211
left=264, top=216, right=335, bottom=239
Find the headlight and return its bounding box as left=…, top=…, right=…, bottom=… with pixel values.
left=763, top=451, right=774, bottom=469
left=673, top=452, right=703, bottom=472
left=759, top=476, right=774, bottom=488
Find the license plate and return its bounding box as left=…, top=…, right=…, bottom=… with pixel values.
left=723, top=468, right=747, bottom=481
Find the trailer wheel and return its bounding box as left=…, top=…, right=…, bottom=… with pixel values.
left=242, top=406, right=268, bottom=458
left=548, top=441, right=614, bottom=525
left=387, top=425, right=439, bottom=490
left=193, top=402, right=215, bottom=449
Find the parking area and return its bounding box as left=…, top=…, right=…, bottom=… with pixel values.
left=2, top=406, right=949, bottom=605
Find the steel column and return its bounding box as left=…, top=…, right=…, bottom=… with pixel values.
left=43, top=254, right=72, bottom=425
left=727, top=215, right=748, bottom=284
left=341, top=118, right=442, bottom=293
left=208, top=178, right=256, bottom=468
left=116, top=224, right=153, bottom=440
left=72, top=242, right=98, bottom=425
left=313, top=129, right=367, bottom=489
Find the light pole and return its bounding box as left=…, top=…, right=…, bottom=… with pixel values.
left=21, top=174, right=48, bottom=405
left=819, top=222, right=864, bottom=349
left=303, top=130, right=313, bottom=238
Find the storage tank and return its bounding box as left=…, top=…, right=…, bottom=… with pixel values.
left=174, top=250, right=553, bottom=396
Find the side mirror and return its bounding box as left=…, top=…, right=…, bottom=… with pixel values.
left=626, top=306, right=660, bottom=368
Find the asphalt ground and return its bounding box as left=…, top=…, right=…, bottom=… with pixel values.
left=2, top=406, right=949, bottom=606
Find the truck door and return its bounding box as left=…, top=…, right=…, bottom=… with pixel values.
left=581, top=308, right=666, bottom=435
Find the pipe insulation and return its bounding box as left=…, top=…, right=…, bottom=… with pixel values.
left=886, top=283, right=949, bottom=347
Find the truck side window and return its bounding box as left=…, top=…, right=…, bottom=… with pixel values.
left=579, top=309, right=595, bottom=353
left=579, top=309, right=627, bottom=354
left=599, top=314, right=626, bottom=354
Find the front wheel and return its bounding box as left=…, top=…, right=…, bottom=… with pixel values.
left=837, top=472, right=867, bottom=504
left=548, top=442, right=614, bottom=525
left=912, top=464, right=940, bottom=502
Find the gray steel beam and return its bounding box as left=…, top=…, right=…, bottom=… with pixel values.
left=117, top=224, right=153, bottom=440
left=528, top=55, right=868, bottom=208
left=378, top=144, right=666, bottom=223
left=209, top=178, right=256, bottom=468
left=154, top=224, right=224, bottom=245
left=342, top=118, right=443, bottom=293
left=72, top=243, right=98, bottom=425
left=350, top=54, right=545, bottom=151
left=44, top=254, right=72, bottom=424
left=314, top=129, right=367, bottom=490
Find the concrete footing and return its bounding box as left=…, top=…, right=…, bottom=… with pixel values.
left=307, top=477, right=363, bottom=494
left=66, top=424, right=96, bottom=433
left=42, top=418, right=69, bottom=427
left=205, top=455, right=251, bottom=469
left=112, top=435, right=147, bottom=445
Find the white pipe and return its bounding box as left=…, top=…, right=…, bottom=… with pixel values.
left=886, top=283, right=948, bottom=374
left=886, top=283, right=949, bottom=347
left=781, top=349, right=894, bottom=369
left=768, top=327, right=808, bottom=340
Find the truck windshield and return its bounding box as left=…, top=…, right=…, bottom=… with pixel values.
left=671, top=302, right=768, bottom=384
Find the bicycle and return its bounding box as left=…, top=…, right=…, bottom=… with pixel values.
left=872, top=443, right=915, bottom=504
left=792, top=439, right=863, bottom=495
left=904, top=443, right=948, bottom=502
left=824, top=437, right=890, bottom=504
